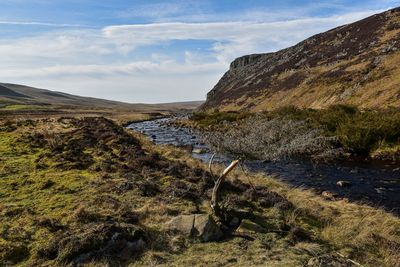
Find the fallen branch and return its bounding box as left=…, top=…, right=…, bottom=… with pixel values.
left=211, top=159, right=239, bottom=218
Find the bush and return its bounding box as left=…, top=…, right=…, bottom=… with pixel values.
left=204, top=115, right=341, bottom=161
left=198, top=105, right=400, bottom=158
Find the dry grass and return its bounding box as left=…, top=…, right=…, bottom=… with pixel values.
left=248, top=173, right=400, bottom=267
left=149, top=141, right=400, bottom=267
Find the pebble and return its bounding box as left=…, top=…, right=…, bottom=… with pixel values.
left=337, top=180, right=351, bottom=187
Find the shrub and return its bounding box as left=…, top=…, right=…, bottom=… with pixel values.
left=204, top=115, right=341, bottom=161
left=198, top=105, right=400, bottom=158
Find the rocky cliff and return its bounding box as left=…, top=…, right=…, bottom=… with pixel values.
left=202, top=7, right=400, bottom=111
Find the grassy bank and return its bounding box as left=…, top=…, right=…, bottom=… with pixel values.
left=0, top=116, right=398, bottom=266
left=189, top=105, right=400, bottom=161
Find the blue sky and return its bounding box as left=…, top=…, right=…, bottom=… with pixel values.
left=0, top=0, right=399, bottom=103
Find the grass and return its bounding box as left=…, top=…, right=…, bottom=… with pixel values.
left=270, top=105, right=400, bottom=157
left=190, top=111, right=251, bottom=128
left=0, top=117, right=398, bottom=266
left=0, top=104, right=48, bottom=111
left=148, top=141, right=400, bottom=267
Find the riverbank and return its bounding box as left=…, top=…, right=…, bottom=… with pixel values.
left=132, top=125, right=400, bottom=267
left=128, top=118, right=400, bottom=214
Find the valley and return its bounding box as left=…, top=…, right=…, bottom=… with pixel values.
left=1, top=5, right=400, bottom=267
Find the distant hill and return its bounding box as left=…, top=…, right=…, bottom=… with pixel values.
left=202, top=7, right=400, bottom=111
left=0, top=83, right=203, bottom=112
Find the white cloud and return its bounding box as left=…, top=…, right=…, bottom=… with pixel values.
left=0, top=9, right=385, bottom=103
left=103, top=10, right=381, bottom=64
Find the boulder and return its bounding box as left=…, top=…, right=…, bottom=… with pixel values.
left=165, top=215, right=195, bottom=236
left=235, top=219, right=268, bottom=234
left=193, top=214, right=223, bottom=242
left=165, top=214, right=223, bottom=242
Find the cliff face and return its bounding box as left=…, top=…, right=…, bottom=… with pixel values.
left=202, top=7, right=400, bottom=111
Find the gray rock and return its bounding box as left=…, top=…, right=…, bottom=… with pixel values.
left=165, top=214, right=223, bottom=242
left=165, top=214, right=195, bottom=236
left=336, top=180, right=351, bottom=187
left=193, top=214, right=223, bottom=242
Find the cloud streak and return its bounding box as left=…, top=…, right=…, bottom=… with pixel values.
left=0, top=20, right=92, bottom=28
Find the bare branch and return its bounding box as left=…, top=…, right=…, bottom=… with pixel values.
left=240, top=161, right=256, bottom=190
left=211, top=160, right=239, bottom=218
left=208, top=153, right=216, bottom=181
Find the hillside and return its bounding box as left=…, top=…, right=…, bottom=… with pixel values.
left=0, top=83, right=203, bottom=112
left=202, top=7, right=400, bottom=111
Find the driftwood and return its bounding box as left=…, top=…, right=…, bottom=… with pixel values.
left=210, top=159, right=239, bottom=218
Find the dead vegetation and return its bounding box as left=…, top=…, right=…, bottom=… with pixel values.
left=204, top=115, right=342, bottom=161
left=193, top=105, right=400, bottom=161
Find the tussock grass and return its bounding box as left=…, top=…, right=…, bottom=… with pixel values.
left=150, top=142, right=400, bottom=267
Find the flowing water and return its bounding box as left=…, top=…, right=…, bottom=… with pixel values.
left=128, top=118, right=400, bottom=214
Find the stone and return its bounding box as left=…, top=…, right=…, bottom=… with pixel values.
left=192, top=148, right=207, bottom=154
left=235, top=219, right=267, bottom=234
left=193, top=214, right=223, bottom=242
left=375, top=187, right=385, bottom=194
left=321, top=191, right=338, bottom=200
left=336, top=180, right=351, bottom=187
left=165, top=214, right=223, bottom=242
left=165, top=215, right=195, bottom=236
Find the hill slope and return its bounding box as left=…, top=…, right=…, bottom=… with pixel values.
left=0, top=83, right=203, bottom=112
left=202, top=7, right=400, bottom=111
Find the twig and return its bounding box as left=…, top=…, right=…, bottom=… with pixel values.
left=239, top=160, right=256, bottom=190
left=335, top=252, right=364, bottom=267
left=208, top=153, right=216, bottom=181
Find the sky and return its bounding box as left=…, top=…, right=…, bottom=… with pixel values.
left=0, top=0, right=399, bottom=103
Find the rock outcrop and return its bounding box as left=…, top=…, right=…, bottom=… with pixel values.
left=165, top=214, right=223, bottom=242
left=202, top=7, right=400, bottom=111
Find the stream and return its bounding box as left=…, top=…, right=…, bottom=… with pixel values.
left=128, top=117, right=400, bottom=214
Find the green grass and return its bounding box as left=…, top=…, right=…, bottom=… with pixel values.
left=190, top=111, right=251, bottom=127
left=269, top=105, right=400, bottom=156
left=0, top=104, right=48, bottom=111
